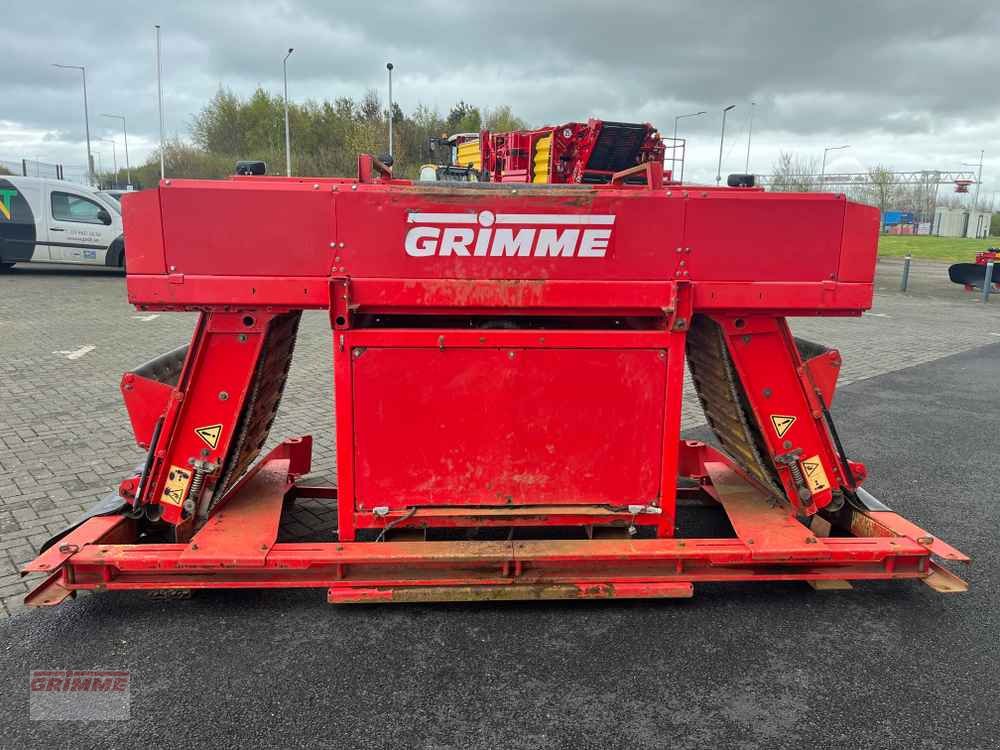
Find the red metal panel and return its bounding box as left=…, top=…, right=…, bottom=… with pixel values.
left=837, top=200, right=881, bottom=282
left=158, top=180, right=335, bottom=277
left=351, top=345, right=670, bottom=509
left=178, top=459, right=289, bottom=567
left=120, top=189, right=166, bottom=275
left=333, top=187, right=685, bottom=281
left=683, top=193, right=844, bottom=282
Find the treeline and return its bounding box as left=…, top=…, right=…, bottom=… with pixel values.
left=116, top=88, right=526, bottom=187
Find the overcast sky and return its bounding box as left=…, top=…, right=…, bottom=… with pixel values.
left=2, top=1, right=999, bottom=197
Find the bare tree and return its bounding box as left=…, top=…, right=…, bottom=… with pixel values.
left=768, top=151, right=821, bottom=192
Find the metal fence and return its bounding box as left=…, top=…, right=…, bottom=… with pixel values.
left=0, top=158, right=63, bottom=179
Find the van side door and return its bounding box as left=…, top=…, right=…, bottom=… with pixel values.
left=0, top=177, right=47, bottom=263
left=46, top=186, right=115, bottom=263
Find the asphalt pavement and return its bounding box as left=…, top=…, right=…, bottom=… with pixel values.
left=2, top=341, right=997, bottom=750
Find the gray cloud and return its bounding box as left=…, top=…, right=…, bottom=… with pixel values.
left=2, top=0, right=999, bottom=188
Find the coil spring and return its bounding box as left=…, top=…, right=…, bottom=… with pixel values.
left=187, top=469, right=206, bottom=502
left=786, top=461, right=805, bottom=487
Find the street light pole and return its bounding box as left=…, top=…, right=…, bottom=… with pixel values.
left=716, top=104, right=735, bottom=186
left=52, top=63, right=94, bottom=186
left=672, top=110, right=705, bottom=184
left=283, top=48, right=294, bottom=176
left=745, top=101, right=755, bottom=174
left=101, top=114, right=130, bottom=187
left=386, top=62, right=394, bottom=161
left=100, top=138, right=117, bottom=185
left=155, top=25, right=165, bottom=180
left=820, top=145, right=850, bottom=189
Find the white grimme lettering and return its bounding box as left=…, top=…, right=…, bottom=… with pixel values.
left=405, top=226, right=438, bottom=257
left=578, top=228, right=611, bottom=257
left=403, top=211, right=615, bottom=258
left=489, top=228, right=534, bottom=257
left=535, top=228, right=579, bottom=257
left=440, top=227, right=474, bottom=256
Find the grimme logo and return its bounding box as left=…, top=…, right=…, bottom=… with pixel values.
left=29, top=669, right=131, bottom=720
left=0, top=188, right=16, bottom=221
left=405, top=210, right=615, bottom=258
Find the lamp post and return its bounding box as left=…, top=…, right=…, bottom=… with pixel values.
left=745, top=101, right=755, bottom=174
left=283, top=48, right=294, bottom=176
left=99, top=138, right=117, bottom=186
left=386, top=62, right=394, bottom=161
left=716, top=104, right=735, bottom=185
left=52, top=63, right=94, bottom=186
left=101, top=114, right=131, bottom=187
left=820, top=145, right=850, bottom=188
left=155, top=25, right=165, bottom=180
left=672, top=110, right=705, bottom=184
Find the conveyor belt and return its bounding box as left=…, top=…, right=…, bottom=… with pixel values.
left=210, top=311, right=302, bottom=512
left=686, top=314, right=784, bottom=496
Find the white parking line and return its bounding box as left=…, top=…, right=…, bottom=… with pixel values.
left=865, top=312, right=892, bottom=318
left=133, top=314, right=160, bottom=322
left=53, top=345, right=96, bottom=360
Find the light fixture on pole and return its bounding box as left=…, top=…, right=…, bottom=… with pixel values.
left=716, top=104, right=735, bottom=186
left=52, top=63, right=94, bottom=186
left=672, top=110, right=705, bottom=184
left=745, top=101, right=755, bottom=173
left=101, top=114, right=131, bottom=187
left=820, top=144, right=850, bottom=187
left=386, top=62, right=394, bottom=161
left=283, top=48, right=294, bottom=177
left=155, top=25, right=165, bottom=180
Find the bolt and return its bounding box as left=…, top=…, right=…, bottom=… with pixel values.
left=169, top=265, right=176, bottom=272
left=353, top=348, right=362, bottom=358
left=508, top=351, right=515, bottom=359
left=763, top=387, right=772, bottom=398
left=334, top=256, right=341, bottom=263
left=164, top=179, right=172, bottom=186
left=313, top=183, right=320, bottom=190
left=658, top=350, right=666, bottom=359
left=339, top=242, right=345, bottom=248
left=218, top=391, right=229, bottom=401
left=238, top=334, right=247, bottom=343
left=190, top=543, right=198, bottom=550
left=742, top=334, right=751, bottom=344
left=351, top=185, right=357, bottom=191
left=329, top=242, right=337, bottom=248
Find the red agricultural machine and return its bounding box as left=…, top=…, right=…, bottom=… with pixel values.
left=23, top=153, right=968, bottom=606
left=424, top=118, right=675, bottom=185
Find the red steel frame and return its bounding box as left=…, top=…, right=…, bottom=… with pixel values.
left=22, top=164, right=969, bottom=605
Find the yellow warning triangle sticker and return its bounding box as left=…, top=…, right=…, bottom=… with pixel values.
left=803, top=461, right=819, bottom=476
left=194, top=424, right=223, bottom=449
left=770, top=414, right=796, bottom=438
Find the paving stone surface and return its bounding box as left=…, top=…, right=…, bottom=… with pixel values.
left=1, top=256, right=997, bottom=616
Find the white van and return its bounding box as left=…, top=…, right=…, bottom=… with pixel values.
left=0, top=175, right=126, bottom=271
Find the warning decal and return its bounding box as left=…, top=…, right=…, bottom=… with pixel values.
left=770, top=414, right=797, bottom=438
left=194, top=424, right=223, bottom=449
left=160, top=465, right=192, bottom=507
left=801, top=454, right=831, bottom=494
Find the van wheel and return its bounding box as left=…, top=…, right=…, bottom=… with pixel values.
left=0, top=262, right=14, bottom=273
